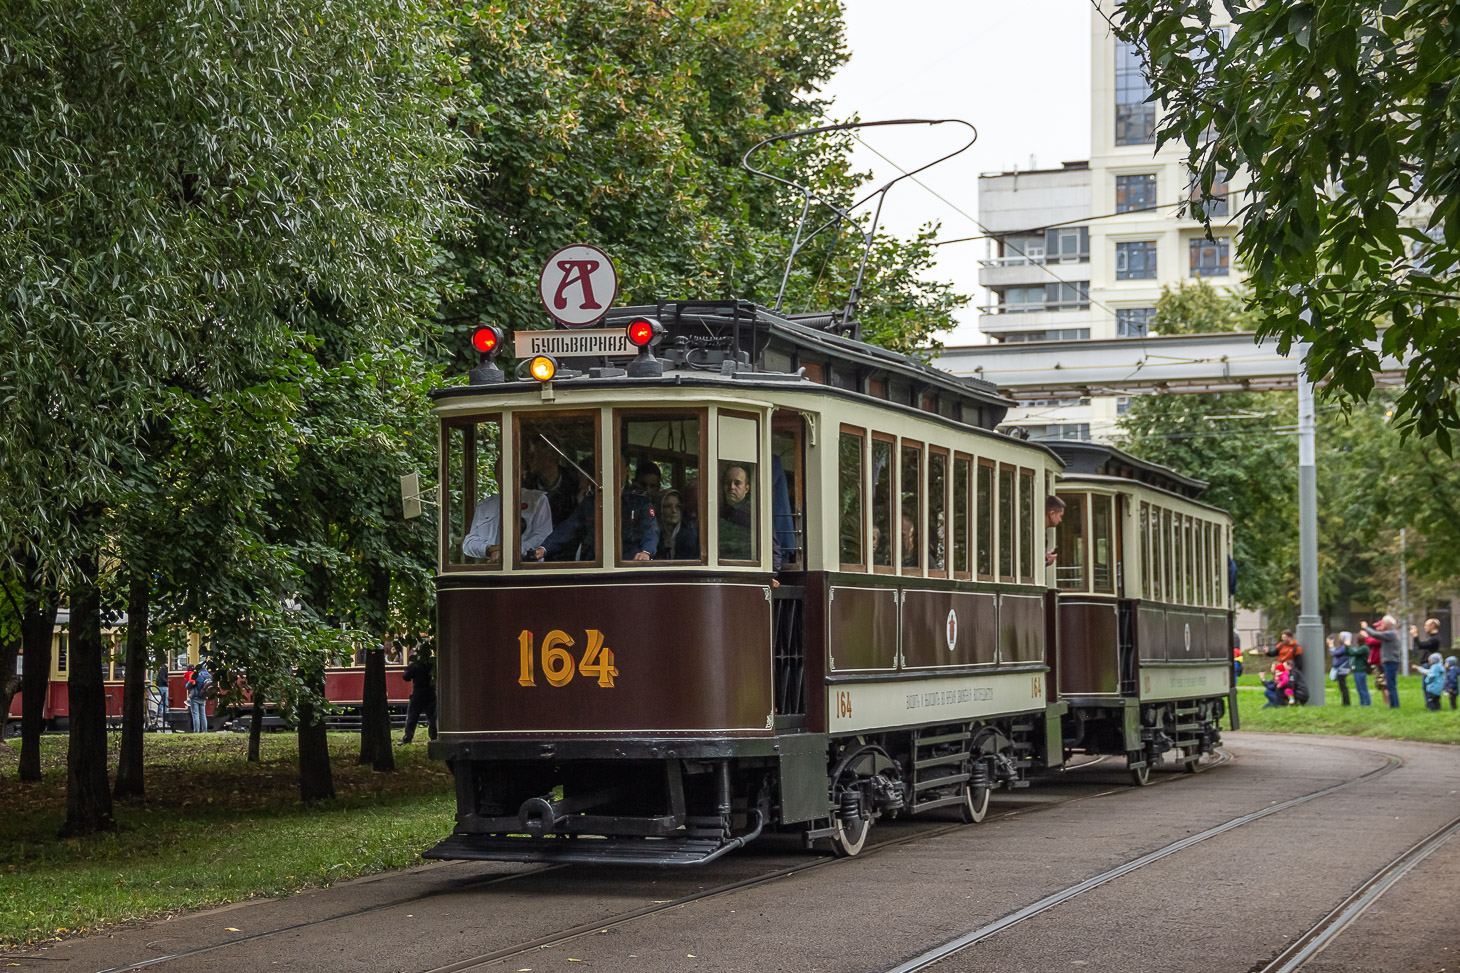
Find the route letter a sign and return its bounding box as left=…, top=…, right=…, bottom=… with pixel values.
left=538, top=244, right=619, bottom=327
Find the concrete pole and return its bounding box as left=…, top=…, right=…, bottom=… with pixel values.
left=1399, top=527, right=1410, bottom=672
left=1296, top=368, right=1325, bottom=705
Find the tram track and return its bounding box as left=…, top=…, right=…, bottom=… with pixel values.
left=881, top=749, right=1404, bottom=973
left=85, top=752, right=1215, bottom=973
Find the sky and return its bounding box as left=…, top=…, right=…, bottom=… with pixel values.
left=817, top=1, right=1095, bottom=344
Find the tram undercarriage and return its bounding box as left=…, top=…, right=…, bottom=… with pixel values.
left=1061, top=691, right=1236, bottom=786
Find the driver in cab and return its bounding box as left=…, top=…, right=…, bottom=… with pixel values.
left=531, top=471, right=659, bottom=563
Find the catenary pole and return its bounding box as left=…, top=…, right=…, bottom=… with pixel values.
left=1399, top=527, right=1409, bottom=672
left=1296, top=365, right=1325, bottom=705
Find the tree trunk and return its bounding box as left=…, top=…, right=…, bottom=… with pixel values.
left=358, top=647, right=394, bottom=771
left=61, top=547, right=115, bottom=836
left=296, top=666, right=334, bottom=801
left=18, top=554, right=56, bottom=783
left=247, top=685, right=264, bottom=762
left=113, top=572, right=151, bottom=799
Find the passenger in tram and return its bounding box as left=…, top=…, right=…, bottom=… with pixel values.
left=531, top=485, right=659, bottom=562
left=719, top=465, right=753, bottom=560
left=1045, top=495, right=1065, bottom=565
left=523, top=438, right=580, bottom=526
left=462, top=486, right=553, bottom=564
left=634, top=460, right=663, bottom=501
left=771, top=456, right=798, bottom=564
left=900, top=513, right=918, bottom=568
left=656, top=489, right=698, bottom=560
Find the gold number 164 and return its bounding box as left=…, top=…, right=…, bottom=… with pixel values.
left=518, top=629, right=618, bottom=688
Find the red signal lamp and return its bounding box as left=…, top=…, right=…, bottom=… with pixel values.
left=625, top=317, right=665, bottom=378
left=469, top=324, right=505, bottom=384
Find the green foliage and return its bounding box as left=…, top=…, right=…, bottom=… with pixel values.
left=1150, top=280, right=1257, bottom=335
left=1114, top=0, right=1460, bottom=446
left=1235, top=671, right=1460, bottom=743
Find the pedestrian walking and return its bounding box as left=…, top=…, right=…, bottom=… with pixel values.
left=1360, top=615, right=1402, bottom=708
left=1327, top=634, right=1352, bottom=707
left=399, top=647, right=437, bottom=745
left=1344, top=631, right=1372, bottom=707
left=1413, top=652, right=1446, bottom=711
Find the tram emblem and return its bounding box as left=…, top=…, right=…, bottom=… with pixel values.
left=538, top=243, right=619, bottom=327
left=1184, top=623, right=1192, bottom=653
left=946, top=609, right=958, bottom=652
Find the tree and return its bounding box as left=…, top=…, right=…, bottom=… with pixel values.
left=1150, top=280, right=1257, bottom=335
left=1114, top=0, right=1460, bottom=445
left=0, top=0, right=465, bottom=833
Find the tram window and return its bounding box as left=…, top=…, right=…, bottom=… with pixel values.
left=717, top=413, right=759, bottom=564
left=928, top=449, right=948, bottom=574
left=871, top=436, right=894, bottom=570
left=1174, top=516, right=1186, bottom=603
left=1091, top=495, right=1114, bottom=593
left=1140, top=503, right=1151, bottom=599
left=444, top=417, right=503, bottom=570
left=771, top=413, right=805, bottom=568
left=517, top=412, right=601, bottom=567
left=976, top=460, right=994, bottom=579
left=900, top=443, right=922, bottom=572
left=1195, top=521, right=1206, bottom=606
left=952, top=455, right=971, bottom=577
left=617, top=411, right=705, bottom=564
left=1162, top=509, right=1174, bottom=601
left=1185, top=517, right=1196, bottom=605
left=1055, top=493, right=1086, bottom=590
left=54, top=632, right=67, bottom=674
left=1018, top=470, right=1035, bottom=584
left=838, top=429, right=866, bottom=569
left=997, top=465, right=1015, bottom=581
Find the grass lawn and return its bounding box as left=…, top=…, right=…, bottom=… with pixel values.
left=1234, top=667, right=1460, bottom=744
left=0, top=732, right=454, bottom=948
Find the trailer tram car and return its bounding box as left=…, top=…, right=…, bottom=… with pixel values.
left=425, top=300, right=1071, bottom=865
left=1047, top=442, right=1237, bottom=785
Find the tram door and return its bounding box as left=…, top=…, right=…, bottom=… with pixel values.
left=771, top=410, right=810, bottom=725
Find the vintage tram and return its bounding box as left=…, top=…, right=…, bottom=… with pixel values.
left=1047, top=442, right=1237, bottom=784
left=425, top=300, right=1073, bottom=865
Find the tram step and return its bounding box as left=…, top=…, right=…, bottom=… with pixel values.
left=914, top=731, right=972, bottom=747
left=424, top=832, right=749, bottom=866
left=911, top=794, right=966, bottom=813
left=913, top=772, right=970, bottom=791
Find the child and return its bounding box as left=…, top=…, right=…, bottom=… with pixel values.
left=1261, top=662, right=1292, bottom=709
left=1444, top=656, right=1459, bottom=711
left=1412, top=652, right=1446, bottom=711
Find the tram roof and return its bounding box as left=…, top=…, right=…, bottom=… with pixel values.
left=433, top=300, right=1019, bottom=432
left=1047, top=441, right=1208, bottom=499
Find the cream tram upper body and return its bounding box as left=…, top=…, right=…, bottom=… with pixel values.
left=429, top=302, right=1064, bottom=741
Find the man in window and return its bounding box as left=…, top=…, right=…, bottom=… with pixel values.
left=1045, top=495, right=1066, bottom=566
left=719, top=465, right=754, bottom=560
left=532, top=484, right=658, bottom=562
left=524, top=439, right=580, bottom=526
left=462, top=484, right=553, bottom=564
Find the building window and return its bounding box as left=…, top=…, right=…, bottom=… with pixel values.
left=1003, top=286, right=1045, bottom=311
left=1116, top=307, right=1155, bottom=337
left=1190, top=237, right=1230, bottom=276
left=1046, top=281, right=1090, bottom=310
left=1000, top=329, right=1091, bottom=343
left=1117, top=396, right=1130, bottom=415
left=1115, top=39, right=1155, bottom=146
left=1188, top=170, right=1231, bottom=219
left=1116, top=173, right=1158, bottom=213
left=1115, top=241, right=1157, bottom=279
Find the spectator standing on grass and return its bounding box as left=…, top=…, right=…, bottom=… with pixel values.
left=1412, top=652, right=1446, bottom=711
left=188, top=660, right=212, bottom=732
left=399, top=647, right=437, bottom=745
left=1345, top=631, right=1372, bottom=707
left=1250, top=629, right=1302, bottom=667
left=1443, top=656, right=1458, bottom=710
left=1327, top=634, right=1352, bottom=707
left=1410, top=618, right=1442, bottom=666
left=1360, top=615, right=1402, bottom=708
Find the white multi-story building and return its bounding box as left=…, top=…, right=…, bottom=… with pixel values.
left=964, top=2, right=1242, bottom=442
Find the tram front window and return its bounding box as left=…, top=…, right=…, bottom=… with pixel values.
left=619, top=411, right=704, bottom=563
left=1055, top=493, right=1087, bottom=590
left=519, top=413, right=602, bottom=566
left=717, top=412, right=760, bottom=564
left=445, top=416, right=503, bottom=569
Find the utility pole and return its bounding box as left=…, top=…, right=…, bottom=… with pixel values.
left=1399, top=527, right=1409, bottom=672
left=1296, top=367, right=1325, bottom=704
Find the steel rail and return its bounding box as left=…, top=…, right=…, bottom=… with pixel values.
left=412, top=752, right=1230, bottom=973
left=82, top=751, right=1222, bottom=973
left=1257, top=813, right=1460, bottom=973
left=881, top=752, right=1403, bottom=973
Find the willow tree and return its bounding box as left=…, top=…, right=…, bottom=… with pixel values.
left=0, top=0, right=465, bottom=834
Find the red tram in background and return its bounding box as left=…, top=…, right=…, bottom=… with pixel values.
left=5, top=614, right=413, bottom=733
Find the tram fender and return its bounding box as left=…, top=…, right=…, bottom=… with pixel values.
left=1041, top=700, right=1068, bottom=768
left=1121, top=698, right=1143, bottom=753
left=778, top=731, right=830, bottom=824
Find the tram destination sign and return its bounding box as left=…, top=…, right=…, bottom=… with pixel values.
left=514, top=328, right=635, bottom=358
left=538, top=243, right=618, bottom=327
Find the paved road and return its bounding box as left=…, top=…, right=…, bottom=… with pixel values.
left=5, top=732, right=1457, bottom=973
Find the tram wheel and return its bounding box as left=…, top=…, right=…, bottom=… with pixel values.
left=1183, top=752, right=1206, bottom=774
left=959, top=780, right=991, bottom=824
left=829, top=768, right=872, bottom=857
left=1128, top=759, right=1151, bottom=787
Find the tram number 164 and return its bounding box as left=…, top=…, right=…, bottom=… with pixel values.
left=834, top=690, right=853, bottom=719
left=518, top=629, right=618, bottom=688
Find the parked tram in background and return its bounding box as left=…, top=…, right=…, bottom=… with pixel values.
left=1047, top=442, right=1238, bottom=785
left=426, top=299, right=1074, bottom=865
left=5, top=620, right=413, bottom=733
